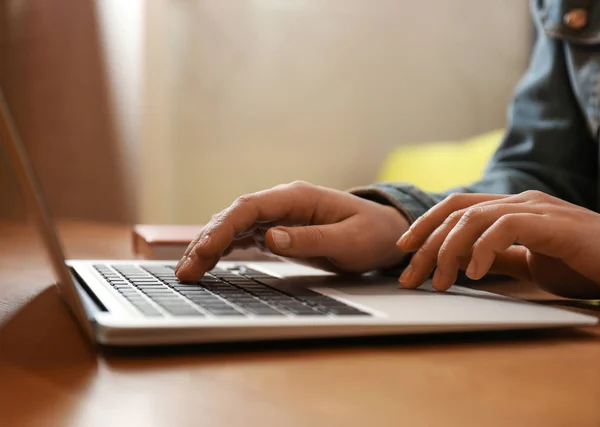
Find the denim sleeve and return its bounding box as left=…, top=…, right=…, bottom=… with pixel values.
left=351, top=14, right=598, bottom=223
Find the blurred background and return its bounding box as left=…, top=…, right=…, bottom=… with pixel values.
left=0, top=0, right=531, bottom=225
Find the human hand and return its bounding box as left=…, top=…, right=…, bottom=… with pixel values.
left=396, top=191, right=600, bottom=299
left=175, top=181, right=410, bottom=282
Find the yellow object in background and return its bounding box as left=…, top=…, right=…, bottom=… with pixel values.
left=377, top=129, right=505, bottom=192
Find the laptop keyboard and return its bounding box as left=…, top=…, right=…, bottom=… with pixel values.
left=93, top=264, right=370, bottom=318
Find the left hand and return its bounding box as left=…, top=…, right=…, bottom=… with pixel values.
left=395, top=190, right=600, bottom=299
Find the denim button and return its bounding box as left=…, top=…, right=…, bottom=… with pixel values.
left=564, top=8, right=588, bottom=30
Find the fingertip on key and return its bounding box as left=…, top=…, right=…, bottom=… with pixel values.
left=175, top=257, right=196, bottom=282
left=175, top=255, right=188, bottom=273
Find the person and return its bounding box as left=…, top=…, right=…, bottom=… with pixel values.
left=176, top=1, right=600, bottom=299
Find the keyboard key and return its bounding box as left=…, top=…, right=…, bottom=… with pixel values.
left=143, top=267, right=172, bottom=273
left=171, top=283, right=202, bottom=289
left=153, top=273, right=177, bottom=278
left=221, top=278, right=251, bottom=285
left=155, top=301, right=202, bottom=315
left=120, top=290, right=140, bottom=296
left=184, top=294, right=221, bottom=301
left=136, top=284, right=170, bottom=289
left=155, top=299, right=190, bottom=306
left=243, top=306, right=283, bottom=316
left=135, top=286, right=169, bottom=291
left=143, top=292, right=180, bottom=298
left=150, top=297, right=186, bottom=304
left=197, top=302, right=234, bottom=310
left=202, top=306, right=244, bottom=315
left=210, top=311, right=245, bottom=317
left=123, top=294, right=146, bottom=300
left=286, top=306, right=322, bottom=315
left=177, top=289, right=217, bottom=296
left=133, top=282, right=168, bottom=292
left=164, top=308, right=203, bottom=316
left=179, top=294, right=215, bottom=301
left=174, top=286, right=209, bottom=292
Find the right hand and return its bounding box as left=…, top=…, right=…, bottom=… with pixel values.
left=175, top=181, right=410, bottom=282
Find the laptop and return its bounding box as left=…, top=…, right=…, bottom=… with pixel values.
left=0, top=89, right=596, bottom=347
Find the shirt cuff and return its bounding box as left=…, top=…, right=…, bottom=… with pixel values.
left=347, top=182, right=438, bottom=224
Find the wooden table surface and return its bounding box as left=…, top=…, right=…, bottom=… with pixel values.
left=0, top=219, right=599, bottom=427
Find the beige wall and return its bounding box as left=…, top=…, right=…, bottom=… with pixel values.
left=140, top=0, right=531, bottom=224
left=1, top=1, right=531, bottom=225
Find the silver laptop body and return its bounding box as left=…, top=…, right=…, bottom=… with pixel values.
left=1, top=89, right=596, bottom=347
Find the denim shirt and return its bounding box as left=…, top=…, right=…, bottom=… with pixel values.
left=352, top=0, right=600, bottom=223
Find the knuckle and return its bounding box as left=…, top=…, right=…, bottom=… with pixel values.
left=445, top=193, right=466, bottom=206
left=495, top=213, right=519, bottom=230
left=459, top=206, right=485, bottom=224
left=233, top=194, right=254, bottom=207
left=521, top=190, right=545, bottom=200
left=288, top=180, right=312, bottom=190
left=443, top=209, right=465, bottom=226
left=209, top=213, right=226, bottom=228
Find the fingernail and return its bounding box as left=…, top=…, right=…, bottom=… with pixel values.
left=271, top=229, right=291, bottom=250
left=396, top=231, right=412, bottom=248
left=180, top=256, right=192, bottom=272
left=175, top=256, right=188, bottom=272
left=466, top=259, right=478, bottom=279
left=399, top=265, right=413, bottom=285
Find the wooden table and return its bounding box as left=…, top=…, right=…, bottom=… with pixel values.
left=1, top=220, right=599, bottom=427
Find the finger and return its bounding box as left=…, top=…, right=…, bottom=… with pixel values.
left=467, top=213, right=555, bottom=280
left=435, top=204, right=543, bottom=290
left=264, top=224, right=345, bottom=259
left=175, top=227, right=206, bottom=272
left=401, top=203, right=538, bottom=290
left=176, top=182, right=323, bottom=282
left=176, top=208, right=253, bottom=273
left=399, top=209, right=466, bottom=289
left=397, top=193, right=511, bottom=252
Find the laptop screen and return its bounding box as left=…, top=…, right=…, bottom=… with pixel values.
left=0, top=88, right=95, bottom=341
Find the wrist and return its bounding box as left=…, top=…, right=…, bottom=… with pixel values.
left=377, top=204, right=411, bottom=271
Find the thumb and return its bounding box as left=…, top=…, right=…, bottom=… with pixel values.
left=265, top=224, right=341, bottom=258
